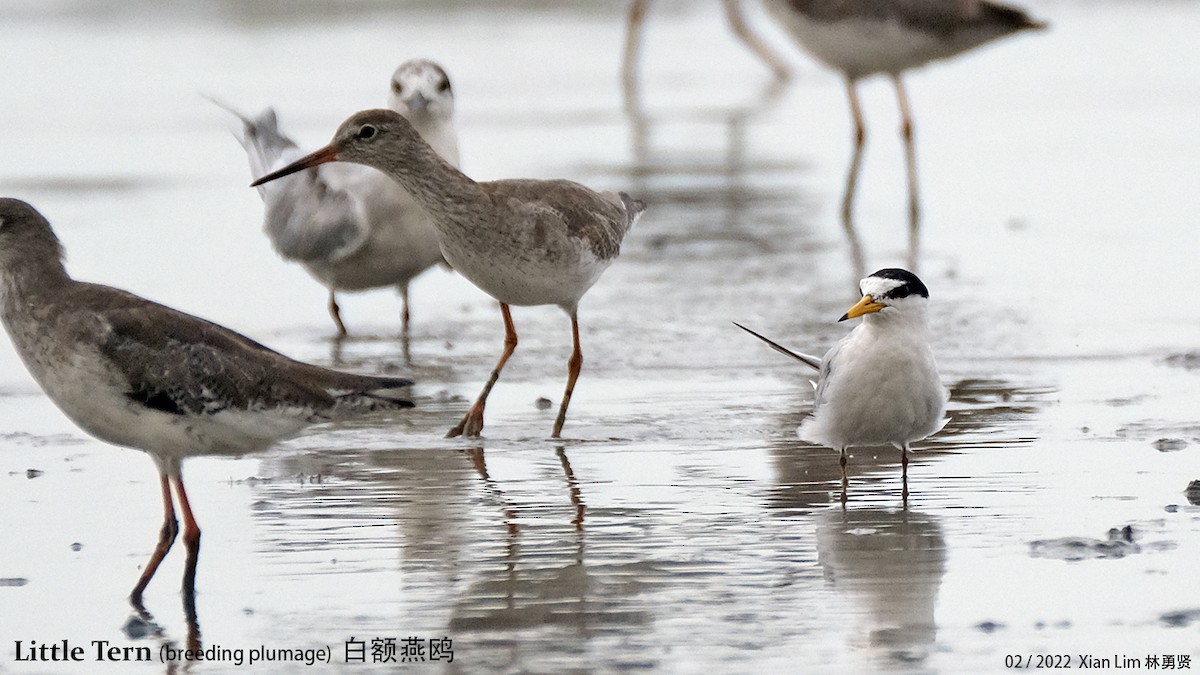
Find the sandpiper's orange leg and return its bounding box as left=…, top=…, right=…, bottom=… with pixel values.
left=846, top=76, right=866, bottom=147
left=328, top=290, right=348, bottom=337
left=172, top=474, right=202, bottom=598
left=448, top=303, right=518, bottom=438
left=130, top=472, right=178, bottom=604
left=552, top=314, right=583, bottom=439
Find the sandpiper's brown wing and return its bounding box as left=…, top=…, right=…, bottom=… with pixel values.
left=72, top=284, right=411, bottom=417
left=485, top=179, right=643, bottom=260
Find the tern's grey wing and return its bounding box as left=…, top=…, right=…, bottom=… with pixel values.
left=228, top=106, right=368, bottom=263
left=810, top=337, right=846, bottom=415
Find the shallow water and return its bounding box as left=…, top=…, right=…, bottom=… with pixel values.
left=1, top=1, right=1199, bottom=672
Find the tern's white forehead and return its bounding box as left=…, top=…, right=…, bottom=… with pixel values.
left=859, top=269, right=930, bottom=301
left=860, top=275, right=903, bottom=298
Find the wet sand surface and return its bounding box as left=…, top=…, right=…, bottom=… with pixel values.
left=1, top=1, right=1198, bottom=672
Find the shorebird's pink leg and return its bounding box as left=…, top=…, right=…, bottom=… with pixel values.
left=846, top=76, right=866, bottom=147
left=839, top=448, right=849, bottom=504
left=892, top=74, right=914, bottom=142
left=130, top=472, right=178, bottom=604
left=722, top=0, right=792, bottom=82
left=172, top=474, right=202, bottom=597
left=399, top=284, right=411, bottom=336
left=551, top=314, right=583, bottom=439
left=622, top=0, right=650, bottom=88
left=447, top=303, right=518, bottom=438
left=328, top=290, right=348, bottom=337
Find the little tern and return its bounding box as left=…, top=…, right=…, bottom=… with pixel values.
left=737, top=268, right=948, bottom=501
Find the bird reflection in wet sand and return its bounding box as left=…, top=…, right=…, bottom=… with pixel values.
left=0, top=199, right=415, bottom=609
left=737, top=268, right=948, bottom=503
left=251, top=109, right=644, bottom=440
left=219, top=59, right=460, bottom=341
left=816, top=508, right=946, bottom=667
left=447, top=446, right=622, bottom=640
left=763, top=0, right=1046, bottom=264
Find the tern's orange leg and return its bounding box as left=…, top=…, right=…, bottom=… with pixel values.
left=130, top=473, right=178, bottom=604
left=551, top=314, right=583, bottom=439
left=448, top=303, right=518, bottom=438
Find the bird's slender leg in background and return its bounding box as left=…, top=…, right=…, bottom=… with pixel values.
left=328, top=290, right=348, bottom=337
left=552, top=313, right=583, bottom=439
left=399, top=283, right=412, bottom=364
left=839, top=447, right=849, bottom=504
left=846, top=76, right=866, bottom=147
left=721, top=0, right=792, bottom=82
left=893, top=74, right=923, bottom=254
left=622, top=0, right=650, bottom=94
left=399, top=284, right=411, bottom=336
left=448, top=303, right=518, bottom=438
left=893, top=74, right=915, bottom=142
left=130, top=472, right=178, bottom=605
left=172, top=471, right=201, bottom=600
left=901, top=442, right=911, bottom=504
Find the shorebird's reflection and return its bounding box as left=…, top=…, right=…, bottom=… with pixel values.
left=329, top=330, right=411, bottom=369
left=127, top=594, right=201, bottom=669
left=816, top=508, right=946, bottom=667
left=838, top=137, right=922, bottom=282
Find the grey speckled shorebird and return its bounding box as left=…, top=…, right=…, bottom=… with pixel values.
left=219, top=59, right=460, bottom=337
left=0, top=198, right=414, bottom=603
left=763, top=0, right=1047, bottom=145
left=252, top=109, right=644, bottom=440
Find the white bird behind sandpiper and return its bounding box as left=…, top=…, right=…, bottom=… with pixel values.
left=252, top=109, right=644, bottom=440
left=0, top=198, right=415, bottom=603
left=737, top=268, right=948, bottom=502
left=218, top=59, right=460, bottom=337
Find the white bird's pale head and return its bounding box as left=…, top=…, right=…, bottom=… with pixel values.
left=387, top=59, right=459, bottom=165
left=388, top=59, right=455, bottom=123
left=840, top=268, right=930, bottom=323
